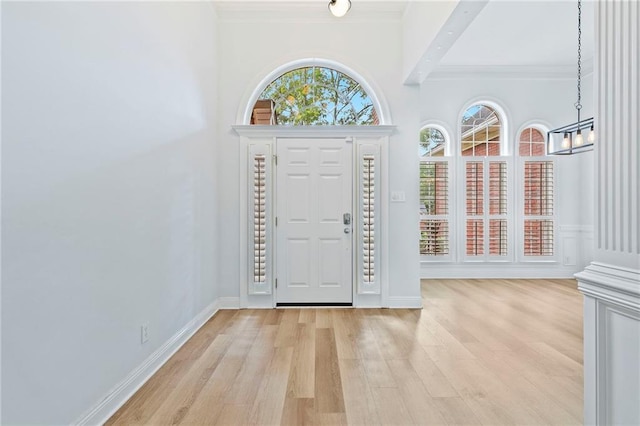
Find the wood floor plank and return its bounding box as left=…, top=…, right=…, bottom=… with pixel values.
left=286, top=323, right=316, bottom=398
left=465, top=341, right=581, bottom=425
left=315, top=328, right=346, bottom=414
left=214, top=404, right=250, bottom=425
left=386, top=359, right=448, bottom=424
left=339, top=359, right=381, bottom=425
left=432, top=397, right=481, bottom=425
left=332, top=310, right=360, bottom=360
left=178, top=356, right=244, bottom=425
left=315, top=308, right=334, bottom=329
left=274, top=309, right=300, bottom=348
left=248, top=346, right=294, bottom=425
left=107, top=280, right=584, bottom=426
left=362, top=358, right=397, bottom=388
left=370, top=387, right=413, bottom=425
left=180, top=321, right=259, bottom=423
left=280, top=397, right=314, bottom=426
left=315, top=413, right=348, bottom=425
left=298, top=309, right=316, bottom=324
left=407, top=348, right=458, bottom=398
left=223, top=354, right=271, bottom=405
left=144, top=334, right=233, bottom=425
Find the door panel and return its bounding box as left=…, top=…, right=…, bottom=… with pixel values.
left=276, top=138, right=353, bottom=304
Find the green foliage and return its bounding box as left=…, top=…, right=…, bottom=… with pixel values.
left=420, top=127, right=445, bottom=156
left=259, top=67, right=375, bottom=126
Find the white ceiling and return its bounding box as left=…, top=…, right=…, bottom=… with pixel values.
left=440, top=1, right=595, bottom=70
left=212, top=0, right=595, bottom=77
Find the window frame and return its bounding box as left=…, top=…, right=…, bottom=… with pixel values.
left=419, top=123, right=454, bottom=263
left=255, top=66, right=378, bottom=126
left=240, top=58, right=390, bottom=126
left=457, top=101, right=514, bottom=263
left=516, top=125, right=559, bottom=263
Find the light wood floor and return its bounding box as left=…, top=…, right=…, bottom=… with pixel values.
left=107, top=279, right=583, bottom=425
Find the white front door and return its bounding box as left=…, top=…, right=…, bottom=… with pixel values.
left=276, top=138, right=353, bottom=304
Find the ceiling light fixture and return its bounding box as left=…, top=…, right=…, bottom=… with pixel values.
left=548, top=0, right=594, bottom=155
left=328, top=0, right=351, bottom=18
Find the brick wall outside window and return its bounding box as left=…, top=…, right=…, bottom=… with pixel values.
left=420, top=114, right=555, bottom=261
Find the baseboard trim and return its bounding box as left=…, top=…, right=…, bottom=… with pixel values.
left=74, top=299, right=221, bottom=426
left=388, top=296, right=423, bottom=309
left=420, top=264, right=583, bottom=279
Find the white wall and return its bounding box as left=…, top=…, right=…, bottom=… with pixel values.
left=216, top=14, right=421, bottom=303
left=577, top=2, right=640, bottom=423
left=1, top=2, right=218, bottom=424
left=419, top=75, right=595, bottom=276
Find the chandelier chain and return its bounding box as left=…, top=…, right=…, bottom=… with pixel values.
left=575, top=0, right=582, bottom=113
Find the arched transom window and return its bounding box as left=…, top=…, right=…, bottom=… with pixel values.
left=461, top=104, right=501, bottom=156
left=251, top=66, right=378, bottom=126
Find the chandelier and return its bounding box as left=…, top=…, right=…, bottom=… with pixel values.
left=548, top=0, right=595, bottom=155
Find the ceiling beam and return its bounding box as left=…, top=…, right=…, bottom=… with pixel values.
left=403, top=0, right=488, bottom=85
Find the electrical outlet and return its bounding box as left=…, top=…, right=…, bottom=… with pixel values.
left=141, top=323, right=149, bottom=344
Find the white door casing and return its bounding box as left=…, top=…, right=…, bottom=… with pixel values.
left=275, top=138, right=353, bottom=304
left=236, top=125, right=393, bottom=309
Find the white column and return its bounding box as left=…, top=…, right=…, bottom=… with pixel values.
left=575, top=1, right=640, bottom=425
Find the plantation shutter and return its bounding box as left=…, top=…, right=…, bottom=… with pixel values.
left=248, top=145, right=272, bottom=294
left=419, top=161, right=450, bottom=256
left=523, top=160, right=554, bottom=256
left=489, top=161, right=508, bottom=256
left=465, top=161, right=484, bottom=256
left=464, top=159, right=509, bottom=259
left=358, top=144, right=380, bottom=294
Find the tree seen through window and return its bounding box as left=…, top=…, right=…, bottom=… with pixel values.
left=254, top=67, right=377, bottom=126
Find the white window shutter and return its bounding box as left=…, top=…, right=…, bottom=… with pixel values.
left=420, top=160, right=450, bottom=256
left=464, top=158, right=510, bottom=259
left=523, top=160, right=555, bottom=256
left=358, top=145, right=380, bottom=294
left=248, top=145, right=272, bottom=295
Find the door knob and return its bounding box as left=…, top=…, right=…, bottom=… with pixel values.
left=344, top=228, right=351, bottom=234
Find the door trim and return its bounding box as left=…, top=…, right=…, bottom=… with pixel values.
left=236, top=125, right=394, bottom=309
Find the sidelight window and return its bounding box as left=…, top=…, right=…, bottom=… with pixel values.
left=419, top=126, right=451, bottom=258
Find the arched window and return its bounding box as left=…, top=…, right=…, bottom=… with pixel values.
left=519, top=127, right=546, bottom=156
left=251, top=66, right=378, bottom=126
left=519, top=127, right=555, bottom=258
left=460, top=103, right=509, bottom=259
left=419, top=126, right=450, bottom=257
left=460, top=104, right=501, bottom=156
left=420, top=127, right=446, bottom=157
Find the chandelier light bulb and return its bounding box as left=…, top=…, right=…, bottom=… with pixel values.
left=588, top=124, right=595, bottom=143
left=575, top=129, right=584, bottom=146
left=329, top=0, right=351, bottom=17
left=562, top=132, right=571, bottom=149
